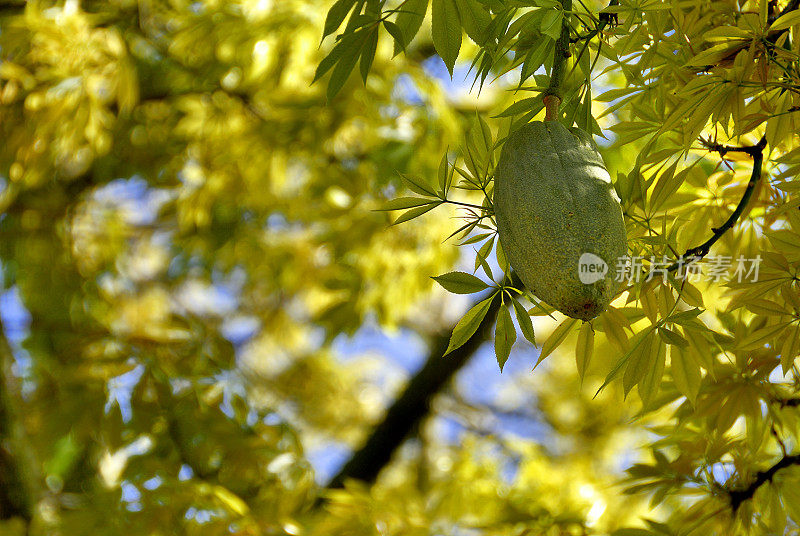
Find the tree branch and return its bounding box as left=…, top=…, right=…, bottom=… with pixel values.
left=0, top=1, right=25, bottom=17
left=0, top=317, right=33, bottom=522
left=324, top=292, right=503, bottom=492
left=728, top=453, right=800, bottom=511
left=667, top=136, right=767, bottom=272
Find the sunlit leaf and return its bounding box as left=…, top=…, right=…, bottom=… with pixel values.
left=445, top=294, right=496, bottom=354
left=536, top=317, right=578, bottom=367
left=432, top=271, right=490, bottom=294
left=323, top=0, right=359, bottom=39
left=393, top=0, right=429, bottom=56
left=671, top=347, right=701, bottom=404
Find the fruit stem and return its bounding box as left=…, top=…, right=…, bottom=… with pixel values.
left=544, top=0, right=573, bottom=121
left=543, top=95, right=561, bottom=121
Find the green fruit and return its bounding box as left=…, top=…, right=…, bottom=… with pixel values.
left=493, top=121, right=627, bottom=321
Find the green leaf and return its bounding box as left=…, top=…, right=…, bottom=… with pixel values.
left=459, top=231, right=492, bottom=245
left=512, top=298, right=536, bottom=345
left=432, top=271, right=490, bottom=294
left=445, top=295, right=496, bottom=354
left=325, top=32, right=367, bottom=100
left=466, top=113, right=492, bottom=173
left=401, top=173, right=439, bottom=197
left=323, top=0, right=358, bottom=39
left=384, top=20, right=406, bottom=54
left=314, top=36, right=352, bottom=83
left=393, top=0, right=429, bottom=56
left=536, top=317, right=578, bottom=367
left=539, top=8, right=562, bottom=40
left=475, top=236, right=495, bottom=279
left=476, top=250, right=494, bottom=280
left=455, top=0, right=491, bottom=44
left=379, top=196, right=436, bottom=211
left=360, top=28, right=379, bottom=83
left=437, top=152, right=451, bottom=196
left=495, top=305, right=516, bottom=371
left=432, top=0, right=462, bottom=76
left=392, top=201, right=442, bottom=224
left=496, top=239, right=509, bottom=273
left=578, top=84, right=593, bottom=134
left=495, top=97, right=541, bottom=118
left=575, top=322, right=594, bottom=382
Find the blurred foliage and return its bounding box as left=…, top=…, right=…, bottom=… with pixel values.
left=2, top=0, right=800, bottom=535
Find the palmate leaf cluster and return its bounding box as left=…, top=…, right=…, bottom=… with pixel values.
left=317, top=0, right=800, bottom=532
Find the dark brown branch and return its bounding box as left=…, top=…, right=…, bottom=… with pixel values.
left=324, top=291, right=503, bottom=491
left=0, top=1, right=25, bottom=17
left=667, top=136, right=767, bottom=272
left=774, top=397, right=800, bottom=407
left=571, top=0, right=619, bottom=43
left=728, top=453, right=800, bottom=511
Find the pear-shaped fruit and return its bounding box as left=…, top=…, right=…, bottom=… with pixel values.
left=493, top=121, right=627, bottom=320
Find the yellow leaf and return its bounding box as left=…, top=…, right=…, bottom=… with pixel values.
left=771, top=10, right=800, bottom=32
left=678, top=280, right=704, bottom=308
left=638, top=339, right=666, bottom=407
left=683, top=327, right=715, bottom=373
left=766, top=90, right=793, bottom=149
left=703, top=26, right=753, bottom=41
left=601, top=307, right=629, bottom=352
left=623, top=329, right=656, bottom=396
left=671, top=347, right=701, bottom=404
left=576, top=322, right=594, bottom=382
left=684, top=42, right=745, bottom=67
left=738, top=322, right=792, bottom=351
left=780, top=326, right=800, bottom=374
left=536, top=318, right=578, bottom=367
left=641, top=286, right=659, bottom=324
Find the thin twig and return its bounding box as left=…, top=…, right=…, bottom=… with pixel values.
left=728, top=453, right=800, bottom=511
left=667, top=136, right=767, bottom=272
left=571, top=0, right=619, bottom=42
